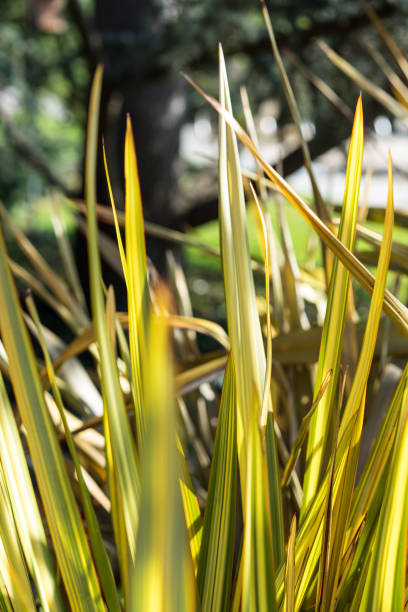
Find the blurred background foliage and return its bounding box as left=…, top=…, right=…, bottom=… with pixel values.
left=1, top=0, right=408, bottom=272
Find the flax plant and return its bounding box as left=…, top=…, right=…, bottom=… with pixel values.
left=0, top=19, right=408, bottom=612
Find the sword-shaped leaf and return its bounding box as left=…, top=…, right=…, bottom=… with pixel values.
left=197, top=357, right=237, bottom=612
left=0, top=368, right=64, bottom=611
left=124, top=116, right=149, bottom=445
left=0, top=463, right=37, bottom=611
left=85, top=65, right=140, bottom=601
left=26, top=294, right=121, bottom=612
left=274, top=157, right=394, bottom=611
left=129, top=295, right=196, bottom=611
left=242, top=389, right=276, bottom=612
left=359, top=368, right=408, bottom=608
left=217, top=44, right=284, bottom=565
left=316, top=154, right=394, bottom=612
left=284, top=515, right=296, bottom=612
left=302, top=97, right=364, bottom=515
left=0, top=194, right=104, bottom=612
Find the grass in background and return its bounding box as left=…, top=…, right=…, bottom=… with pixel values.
left=184, top=200, right=315, bottom=271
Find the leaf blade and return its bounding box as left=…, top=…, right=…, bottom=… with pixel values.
left=197, top=357, right=237, bottom=612
left=302, top=97, right=364, bottom=514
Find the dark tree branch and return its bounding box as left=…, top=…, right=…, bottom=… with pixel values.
left=65, top=0, right=101, bottom=71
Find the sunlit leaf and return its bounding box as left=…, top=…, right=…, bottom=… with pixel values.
left=359, top=374, right=408, bottom=609
left=85, top=64, right=140, bottom=601
left=284, top=515, right=296, bottom=612
left=242, top=389, right=276, bottom=612
left=129, top=295, right=196, bottom=611
left=217, top=44, right=284, bottom=564
left=124, top=116, right=149, bottom=446
left=317, top=153, right=394, bottom=611
left=302, top=97, right=364, bottom=515
left=0, top=203, right=104, bottom=611
left=26, top=294, right=120, bottom=612
left=0, top=463, right=37, bottom=611
left=197, top=357, right=237, bottom=612
left=0, top=368, right=64, bottom=611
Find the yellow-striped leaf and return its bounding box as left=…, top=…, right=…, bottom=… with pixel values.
left=359, top=378, right=408, bottom=609
left=0, top=464, right=37, bottom=611
left=242, top=390, right=276, bottom=612
left=26, top=294, right=121, bottom=612
left=197, top=357, right=237, bottom=612
left=316, top=153, right=394, bottom=612
left=284, top=515, right=296, bottom=612
left=124, top=116, right=149, bottom=446
left=217, top=44, right=284, bottom=564
left=178, top=439, right=203, bottom=574
left=85, top=65, right=140, bottom=601
left=0, top=369, right=64, bottom=611
left=129, top=296, right=196, bottom=611
left=0, top=216, right=104, bottom=611
left=302, top=96, right=364, bottom=515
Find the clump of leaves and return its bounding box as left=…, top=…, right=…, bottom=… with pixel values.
left=0, top=34, right=408, bottom=612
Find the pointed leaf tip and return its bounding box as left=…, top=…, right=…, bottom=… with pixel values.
left=218, top=43, right=224, bottom=60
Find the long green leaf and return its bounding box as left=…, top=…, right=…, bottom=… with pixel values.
left=275, top=156, right=395, bottom=610
left=284, top=515, right=296, bottom=612
left=281, top=368, right=332, bottom=489
left=26, top=294, right=121, bottom=612
left=129, top=296, right=196, bottom=611
left=0, top=206, right=104, bottom=612
left=359, top=375, right=408, bottom=609
left=0, top=579, right=13, bottom=612
left=316, top=153, right=394, bottom=612
left=124, top=116, right=149, bottom=446
left=242, top=390, right=276, bottom=612
left=349, top=363, right=408, bottom=534
left=85, top=64, right=140, bottom=601
left=302, top=96, right=364, bottom=515
left=0, top=369, right=64, bottom=611
left=250, top=184, right=272, bottom=426
left=338, top=367, right=408, bottom=607
left=178, top=439, right=203, bottom=574
left=197, top=357, right=237, bottom=612
left=0, top=464, right=37, bottom=611
left=217, top=44, right=284, bottom=565
left=103, top=140, right=129, bottom=286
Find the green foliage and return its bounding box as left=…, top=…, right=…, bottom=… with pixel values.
left=0, top=2, right=88, bottom=207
